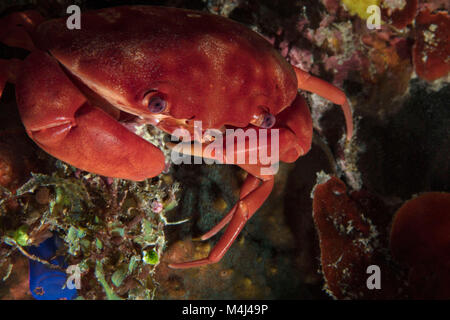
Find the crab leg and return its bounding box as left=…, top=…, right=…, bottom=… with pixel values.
left=0, top=59, right=22, bottom=98
left=16, top=51, right=166, bottom=180
left=169, top=175, right=274, bottom=269
left=0, top=11, right=42, bottom=98
left=199, top=203, right=237, bottom=241
left=200, top=175, right=262, bottom=240
left=0, top=61, right=9, bottom=99
left=0, top=11, right=44, bottom=51
left=294, top=66, right=353, bottom=140
left=167, top=93, right=319, bottom=268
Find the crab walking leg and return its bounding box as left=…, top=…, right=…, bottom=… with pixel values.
left=293, top=66, right=353, bottom=140
left=200, top=96, right=313, bottom=226
left=0, top=11, right=42, bottom=98
left=0, top=59, right=22, bottom=98
left=200, top=175, right=262, bottom=240
left=0, top=11, right=44, bottom=51
left=0, top=68, right=7, bottom=99
left=200, top=203, right=238, bottom=241
left=169, top=176, right=274, bottom=269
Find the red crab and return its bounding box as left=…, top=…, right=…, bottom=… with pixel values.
left=0, top=6, right=353, bottom=268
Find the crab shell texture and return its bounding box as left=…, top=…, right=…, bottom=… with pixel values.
left=31, top=6, right=298, bottom=131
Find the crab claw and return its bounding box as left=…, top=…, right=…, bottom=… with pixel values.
left=16, top=51, right=165, bottom=180
left=275, top=94, right=313, bottom=163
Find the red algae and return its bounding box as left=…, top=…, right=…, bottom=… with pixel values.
left=390, top=192, right=450, bottom=265
left=413, top=9, right=450, bottom=81
left=382, top=0, right=418, bottom=29
left=312, top=176, right=404, bottom=299
left=390, top=192, right=450, bottom=299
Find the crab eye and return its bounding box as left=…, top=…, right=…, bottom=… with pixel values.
left=148, top=95, right=167, bottom=113
left=260, top=112, right=276, bottom=128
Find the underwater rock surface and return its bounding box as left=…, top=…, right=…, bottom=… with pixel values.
left=0, top=0, right=449, bottom=299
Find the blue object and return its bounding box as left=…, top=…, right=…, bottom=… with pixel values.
left=28, top=235, right=78, bottom=300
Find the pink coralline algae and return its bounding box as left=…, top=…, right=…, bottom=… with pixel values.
left=151, top=200, right=163, bottom=213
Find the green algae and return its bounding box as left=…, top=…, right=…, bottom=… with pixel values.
left=0, top=154, right=180, bottom=299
